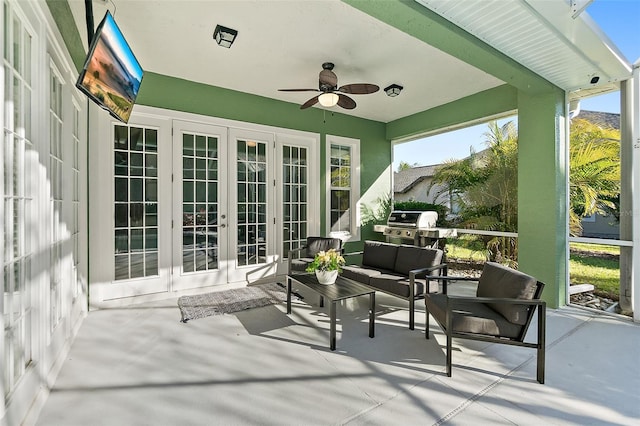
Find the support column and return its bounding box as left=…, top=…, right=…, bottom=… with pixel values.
left=620, top=79, right=633, bottom=315
left=517, top=89, right=568, bottom=308
left=632, top=64, right=640, bottom=322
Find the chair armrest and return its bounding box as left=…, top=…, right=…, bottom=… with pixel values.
left=287, top=247, right=307, bottom=274
left=422, top=274, right=478, bottom=294
left=287, top=247, right=306, bottom=259
left=342, top=251, right=363, bottom=264
left=409, top=263, right=448, bottom=280
left=443, top=295, right=546, bottom=307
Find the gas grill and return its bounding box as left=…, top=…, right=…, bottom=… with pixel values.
left=377, top=210, right=457, bottom=248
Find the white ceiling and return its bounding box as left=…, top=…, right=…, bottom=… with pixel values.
left=67, top=0, right=631, bottom=124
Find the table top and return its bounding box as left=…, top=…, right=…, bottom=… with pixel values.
left=288, top=273, right=375, bottom=302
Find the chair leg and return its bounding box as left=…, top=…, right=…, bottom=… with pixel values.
left=409, top=298, right=415, bottom=330
left=446, top=332, right=452, bottom=377
left=537, top=303, right=546, bottom=384
left=425, top=308, right=430, bottom=339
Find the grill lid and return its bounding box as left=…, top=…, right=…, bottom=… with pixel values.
left=387, top=211, right=437, bottom=228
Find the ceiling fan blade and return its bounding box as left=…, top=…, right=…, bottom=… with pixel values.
left=300, top=95, right=319, bottom=109
left=278, top=88, right=320, bottom=92
left=338, top=83, right=379, bottom=95
left=337, top=94, right=356, bottom=110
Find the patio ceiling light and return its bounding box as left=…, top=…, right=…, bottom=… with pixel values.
left=213, top=25, right=238, bottom=48
left=318, top=92, right=339, bottom=107
left=384, top=84, right=403, bottom=97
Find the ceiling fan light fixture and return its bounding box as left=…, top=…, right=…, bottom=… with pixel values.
left=384, top=84, right=403, bottom=97
left=213, top=25, right=238, bottom=48
left=318, top=92, right=339, bottom=107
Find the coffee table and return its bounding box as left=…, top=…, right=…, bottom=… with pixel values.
left=286, top=273, right=375, bottom=350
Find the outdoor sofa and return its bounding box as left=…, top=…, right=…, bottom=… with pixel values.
left=341, top=240, right=447, bottom=330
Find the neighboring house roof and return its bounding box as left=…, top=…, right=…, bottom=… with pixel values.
left=575, top=110, right=620, bottom=130
left=394, top=165, right=439, bottom=194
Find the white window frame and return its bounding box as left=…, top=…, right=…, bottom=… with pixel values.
left=325, top=135, right=360, bottom=242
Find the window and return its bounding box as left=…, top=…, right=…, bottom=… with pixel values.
left=71, top=103, right=81, bottom=298
left=326, top=135, right=360, bottom=241
left=49, top=60, right=64, bottom=329
left=3, top=0, right=34, bottom=395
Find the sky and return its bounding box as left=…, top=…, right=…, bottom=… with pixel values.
left=393, top=0, right=640, bottom=171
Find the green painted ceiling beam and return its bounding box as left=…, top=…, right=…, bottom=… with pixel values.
left=343, top=0, right=558, bottom=95
left=387, top=84, right=518, bottom=141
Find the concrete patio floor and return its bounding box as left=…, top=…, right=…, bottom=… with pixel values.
left=34, top=284, right=639, bottom=425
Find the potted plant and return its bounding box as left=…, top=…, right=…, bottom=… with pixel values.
left=305, top=249, right=346, bottom=284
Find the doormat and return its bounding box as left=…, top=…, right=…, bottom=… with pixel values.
left=177, top=282, right=302, bottom=322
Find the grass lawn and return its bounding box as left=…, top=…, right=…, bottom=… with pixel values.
left=569, top=243, right=620, bottom=299
left=446, top=237, right=620, bottom=299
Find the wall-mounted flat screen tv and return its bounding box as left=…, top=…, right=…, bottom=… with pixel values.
left=76, top=11, right=143, bottom=123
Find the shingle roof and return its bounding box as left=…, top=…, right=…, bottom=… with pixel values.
left=575, top=110, right=620, bottom=130
left=394, top=165, right=439, bottom=193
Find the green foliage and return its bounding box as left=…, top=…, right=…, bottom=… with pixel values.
left=430, top=121, right=519, bottom=262
left=361, top=193, right=392, bottom=226
left=397, top=161, right=421, bottom=171
left=305, top=249, right=346, bottom=272
left=569, top=119, right=620, bottom=236
left=445, top=235, right=488, bottom=261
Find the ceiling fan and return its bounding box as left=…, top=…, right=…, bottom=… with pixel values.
left=279, top=62, right=379, bottom=110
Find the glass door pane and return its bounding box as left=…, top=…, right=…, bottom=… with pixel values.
left=282, top=145, right=308, bottom=256
left=113, top=125, right=159, bottom=280
left=181, top=132, right=219, bottom=272
left=172, top=121, right=228, bottom=291
left=236, top=139, right=268, bottom=266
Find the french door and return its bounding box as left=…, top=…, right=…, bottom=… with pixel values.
left=171, top=121, right=230, bottom=290
left=172, top=123, right=278, bottom=289
left=95, top=112, right=318, bottom=303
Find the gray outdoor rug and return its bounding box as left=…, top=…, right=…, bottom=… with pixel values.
left=177, top=282, right=301, bottom=322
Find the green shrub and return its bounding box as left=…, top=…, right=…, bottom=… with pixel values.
left=393, top=201, right=448, bottom=226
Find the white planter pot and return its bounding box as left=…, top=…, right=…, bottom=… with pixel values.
left=315, top=270, right=338, bottom=285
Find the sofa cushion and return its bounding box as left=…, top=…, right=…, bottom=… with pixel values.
left=369, top=273, right=438, bottom=298
left=362, top=241, right=398, bottom=271
left=393, top=246, right=443, bottom=276
left=476, top=262, right=537, bottom=325
left=305, top=237, right=342, bottom=258
left=341, top=265, right=385, bottom=284
left=425, top=293, right=524, bottom=339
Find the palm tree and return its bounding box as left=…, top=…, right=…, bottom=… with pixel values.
left=569, top=118, right=620, bottom=236
left=430, top=121, right=519, bottom=263
left=430, top=118, right=620, bottom=260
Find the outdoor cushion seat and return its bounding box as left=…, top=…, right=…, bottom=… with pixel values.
left=369, top=274, right=439, bottom=299
left=340, top=265, right=386, bottom=282
left=424, top=293, right=524, bottom=339
left=424, top=261, right=546, bottom=383
left=342, top=241, right=447, bottom=330
left=287, top=237, right=342, bottom=273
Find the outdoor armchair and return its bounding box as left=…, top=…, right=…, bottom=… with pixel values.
left=424, top=262, right=546, bottom=384
left=287, top=237, right=343, bottom=274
